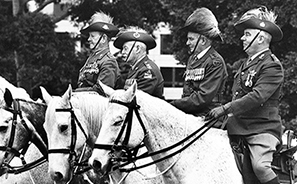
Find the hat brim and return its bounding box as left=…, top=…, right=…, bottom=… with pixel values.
left=114, top=31, right=156, bottom=50
left=234, top=18, right=283, bottom=42
left=80, top=22, right=119, bottom=37
left=180, top=24, right=223, bottom=42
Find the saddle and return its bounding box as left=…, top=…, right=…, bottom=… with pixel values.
left=272, top=130, right=297, bottom=184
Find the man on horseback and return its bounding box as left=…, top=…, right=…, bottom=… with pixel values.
left=78, top=11, right=120, bottom=95
left=113, top=27, right=164, bottom=99
left=207, top=6, right=284, bottom=184
left=170, top=8, right=228, bottom=124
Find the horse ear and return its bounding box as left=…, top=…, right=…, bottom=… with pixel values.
left=99, top=80, right=114, bottom=97
left=62, top=84, right=72, bottom=103
left=4, top=88, right=13, bottom=107
left=124, top=81, right=137, bottom=101
left=40, top=86, right=52, bottom=105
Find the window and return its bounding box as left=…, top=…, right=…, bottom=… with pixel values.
left=160, top=34, right=173, bottom=55
left=161, top=67, right=184, bottom=87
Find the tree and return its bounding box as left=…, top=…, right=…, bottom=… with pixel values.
left=0, top=0, right=85, bottom=97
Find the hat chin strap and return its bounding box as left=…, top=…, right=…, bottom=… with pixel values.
left=91, top=34, right=104, bottom=50
left=191, top=35, right=202, bottom=55
left=243, top=30, right=261, bottom=52
left=124, top=41, right=137, bottom=63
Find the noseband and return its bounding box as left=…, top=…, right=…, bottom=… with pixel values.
left=0, top=99, right=47, bottom=174
left=48, top=103, right=90, bottom=174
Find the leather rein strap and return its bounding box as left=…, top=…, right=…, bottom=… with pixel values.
left=93, top=97, right=218, bottom=173
left=0, top=99, right=47, bottom=174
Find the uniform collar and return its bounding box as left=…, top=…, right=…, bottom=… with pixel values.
left=131, top=55, right=147, bottom=70
left=195, top=46, right=211, bottom=60
left=249, top=48, right=269, bottom=61
left=91, top=47, right=109, bottom=59
left=242, top=49, right=271, bottom=71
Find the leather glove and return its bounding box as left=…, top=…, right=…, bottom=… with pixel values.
left=205, top=105, right=227, bottom=121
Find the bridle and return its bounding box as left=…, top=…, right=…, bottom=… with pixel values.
left=94, top=97, right=147, bottom=172
left=48, top=103, right=91, bottom=175
left=0, top=99, right=47, bottom=174
left=93, top=97, right=219, bottom=173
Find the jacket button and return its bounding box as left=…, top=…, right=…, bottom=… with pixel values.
left=241, top=72, right=244, bottom=75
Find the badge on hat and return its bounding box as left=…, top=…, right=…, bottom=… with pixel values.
left=102, top=24, right=110, bottom=30
left=133, top=32, right=140, bottom=38
left=259, top=22, right=266, bottom=28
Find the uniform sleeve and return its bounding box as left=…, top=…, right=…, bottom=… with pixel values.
left=97, top=58, right=118, bottom=88
left=171, top=58, right=227, bottom=114
left=227, top=61, right=284, bottom=116
left=135, top=68, right=158, bottom=95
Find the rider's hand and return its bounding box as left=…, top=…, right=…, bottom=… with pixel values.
left=205, top=103, right=231, bottom=121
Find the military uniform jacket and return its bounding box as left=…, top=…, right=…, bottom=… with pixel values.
left=172, top=47, right=228, bottom=116
left=77, top=48, right=120, bottom=89
left=124, top=56, right=164, bottom=98
left=226, top=50, right=284, bottom=141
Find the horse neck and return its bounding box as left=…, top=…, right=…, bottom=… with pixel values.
left=136, top=92, right=204, bottom=163
left=19, top=100, right=47, bottom=143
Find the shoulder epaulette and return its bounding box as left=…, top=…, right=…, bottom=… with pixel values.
left=270, top=54, right=280, bottom=63
left=144, top=60, right=152, bottom=69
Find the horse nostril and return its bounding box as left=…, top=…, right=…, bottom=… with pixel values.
left=52, top=171, right=63, bottom=181
left=92, top=160, right=102, bottom=171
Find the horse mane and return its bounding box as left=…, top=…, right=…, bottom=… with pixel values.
left=134, top=90, right=205, bottom=130
left=71, top=92, right=107, bottom=135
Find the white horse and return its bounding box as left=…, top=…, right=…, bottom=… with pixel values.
left=89, top=81, right=243, bottom=184
left=0, top=77, right=52, bottom=184
left=41, top=85, right=164, bottom=184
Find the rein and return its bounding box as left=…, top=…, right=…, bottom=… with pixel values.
left=0, top=99, right=47, bottom=174
left=93, top=97, right=218, bottom=173
left=48, top=103, right=91, bottom=175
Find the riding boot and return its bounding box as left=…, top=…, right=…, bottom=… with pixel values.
left=262, top=177, right=280, bottom=184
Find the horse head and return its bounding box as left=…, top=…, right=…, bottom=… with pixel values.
left=42, top=85, right=107, bottom=184
left=89, top=81, right=146, bottom=174
left=0, top=88, right=47, bottom=176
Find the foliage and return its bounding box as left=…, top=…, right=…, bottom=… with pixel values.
left=0, top=4, right=85, bottom=98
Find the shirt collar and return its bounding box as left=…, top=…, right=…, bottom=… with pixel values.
left=196, top=46, right=211, bottom=60
left=250, top=48, right=269, bottom=61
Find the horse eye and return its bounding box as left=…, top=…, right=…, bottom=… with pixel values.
left=113, top=120, right=123, bottom=126
left=59, top=124, right=68, bottom=133
left=0, top=125, right=8, bottom=133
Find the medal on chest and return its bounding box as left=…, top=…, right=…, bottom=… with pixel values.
left=244, top=69, right=257, bottom=87
left=184, top=68, right=205, bottom=81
